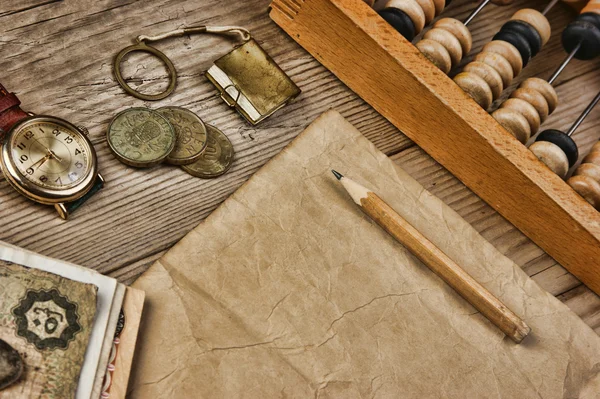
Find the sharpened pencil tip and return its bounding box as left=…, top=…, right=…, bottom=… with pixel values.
left=331, top=170, right=343, bottom=180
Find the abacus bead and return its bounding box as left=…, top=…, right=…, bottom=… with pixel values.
left=535, top=129, right=579, bottom=167
left=482, top=40, right=522, bottom=76
left=432, top=0, right=445, bottom=16
left=379, top=8, right=417, bottom=40
left=529, top=141, right=570, bottom=178
left=492, top=108, right=531, bottom=143
left=493, top=29, right=532, bottom=66
left=567, top=175, right=600, bottom=210
left=382, top=0, right=426, bottom=33
left=416, top=39, right=452, bottom=73
left=574, top=163, right=600, bottom=182
left=474, top=52, right=514, bottom=87
left=562, top=19, right=600, bottom=60
left=579, top=11, right=600, bottom=25
left=462, top=61, right=504, bottom=99
left=592, top=141, right=600, bottom=152
left=583, top=151, right=600, bottom=165
left=414, top=0, right=436, bottom=24
left=423, top=28, right=463, bottom=67
left=519, top=78, right=558, bottom=114
left=500, top=98, right=540, bottom=134
left=454, top=72, right=493, bottom=109
left=510, top=88, right=549, bottom=123
left=510, top=9, right=551, bottom=45
left=434, top=18, right=472, bottom=53
left=500, top=20, right=542, bottom=57
left=581, top=0, right=600, bottom=14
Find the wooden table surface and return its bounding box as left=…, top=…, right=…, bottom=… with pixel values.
left=1, top=0, right=599, bottom=335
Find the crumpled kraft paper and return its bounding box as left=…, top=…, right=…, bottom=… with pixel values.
left=129, top=110, right=600, bottom=398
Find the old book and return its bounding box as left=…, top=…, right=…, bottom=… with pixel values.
left=129, top=110, right=600, bottom=398
left=0, top=261, right=97, bottom=398
left=0, top=241, right=118, bottom=399
left=100, top=286, right=145, bottom=399
left=91, top=284, right=126, bottom=398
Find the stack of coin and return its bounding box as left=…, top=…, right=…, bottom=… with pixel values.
left=107, top=107, right=235, bottom=178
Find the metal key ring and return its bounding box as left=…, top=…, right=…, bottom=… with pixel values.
left=113, top=42, right=177, bottom=101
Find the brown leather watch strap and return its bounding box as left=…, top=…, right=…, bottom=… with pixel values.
left=0, top=84, right=29, bottom=138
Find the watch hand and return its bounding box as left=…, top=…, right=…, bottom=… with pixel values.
left=49, top=150, right=63, bottom=163
left=31, top=154, right=51, bottom=170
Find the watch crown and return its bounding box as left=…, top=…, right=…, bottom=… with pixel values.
left=78, top=126, right=89, bottom=136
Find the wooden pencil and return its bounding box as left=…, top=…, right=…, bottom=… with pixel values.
left=332, top=170, right=531, bottom=344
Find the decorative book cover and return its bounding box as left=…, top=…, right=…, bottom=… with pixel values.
left=129, top=110, right=600, bottom=398
left=0, top=262, right=97, bottom=398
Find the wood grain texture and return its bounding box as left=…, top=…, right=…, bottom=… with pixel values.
left=0, top=0, right=598, bottom=334
left=269, top=0, right=600, bottom=297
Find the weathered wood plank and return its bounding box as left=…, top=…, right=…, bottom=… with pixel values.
left=1, top=0, right=599, bottom=332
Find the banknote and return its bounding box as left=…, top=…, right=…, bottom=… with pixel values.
left=0, top=241, right=118, bottom=399
left=0, top=261, right=97, bottom=398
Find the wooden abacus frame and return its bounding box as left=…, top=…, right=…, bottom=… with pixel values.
left=270, top=0, right=600, bottom=295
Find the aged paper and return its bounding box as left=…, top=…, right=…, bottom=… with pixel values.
left=0, top=262, right=97, bottom=398
left=101, top=287, right=145, bottom=399
left=91, top=284, right=125, bottom=398
left=130, top=110, right=600, bottom=398
left=0, top=241, right=118, bottom=399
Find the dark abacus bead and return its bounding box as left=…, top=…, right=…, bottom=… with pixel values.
left=579, top=12, right=600, bottom=30
left=493, top=30, right=532, bottom=66
left=379, top=8, right=416, bottom=41
left=562, top=18, right=600, bottom=60
left=536, top=129, right=579, bottom=167
left=445, top=0, right=452, bottom=6
left=500, top=20, right=542, bottom=57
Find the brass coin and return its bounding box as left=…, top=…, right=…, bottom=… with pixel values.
left=181, top=125, right=234, bottom=178
left=0, top=339, right=23, bottom=391
left=156, top=107, right=208, bottom=165
left=107, top=107, right=176, bottom=168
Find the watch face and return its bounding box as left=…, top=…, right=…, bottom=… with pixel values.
left=8, top=121, right=93, bottom=190
left=1, top=116, right=98, bottom=204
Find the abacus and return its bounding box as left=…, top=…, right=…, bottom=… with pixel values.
left=269, top=0, right=600, bottom=294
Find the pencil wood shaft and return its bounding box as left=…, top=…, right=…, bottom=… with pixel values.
left=339, top=177, right=530, bottom=343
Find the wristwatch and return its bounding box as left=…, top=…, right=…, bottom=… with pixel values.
left=0, top=83, right=104, bottom=220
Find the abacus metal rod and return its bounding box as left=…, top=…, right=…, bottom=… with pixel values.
left=548, top=43, right=581, bottom=85
left=542, top=0, right=560, bottom=15
left=567, top=91, right=600, bottom=136
left=463, top=0, right=492, bottom=26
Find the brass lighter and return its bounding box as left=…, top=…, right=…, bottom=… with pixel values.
left=206, top=39, right=301, bottom=125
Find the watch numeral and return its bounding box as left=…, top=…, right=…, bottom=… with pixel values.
left=64, top=136, right=73, bottom=144
left=75, top=161, right=83, bottom=169
left=75, top=148, right=82, bottom=155
left=40, top=175, right=48, bottom=183
left=26, top=167, right=34, bottom=175
left=19, top=155, right=28, bottom=163
left=16, top=142, right=26, bottom=151
left=24, top=131, right=34, bottom=140
left=52, top=129, right=60, bottom=137
left=55, top=177, right=62, bottom=184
